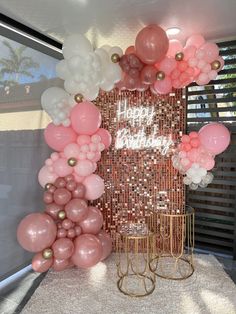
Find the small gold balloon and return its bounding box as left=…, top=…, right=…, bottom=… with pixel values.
left=58, top=210, right=66, bottom=220
left=211, top=60, right=221, bottom=70
left=68, top=157, right=77, bottom=167
left=74, top=93, right=83, bottom=103
left=156, top=71, right=165, bottom=81
left=175, top=52, right=184, bottom=61
left=45, top=183, right=53, bottom=191
left=111, top=53, right=120, bottom=63
left=42, top=248, right=53, bottom=259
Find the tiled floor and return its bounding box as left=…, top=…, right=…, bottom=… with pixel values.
left=0, top=253, right=235, bottom=314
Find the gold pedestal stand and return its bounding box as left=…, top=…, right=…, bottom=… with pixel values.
left=116, top=223, right=156, bottom=297
left=149, top=205, right=195, bottom=280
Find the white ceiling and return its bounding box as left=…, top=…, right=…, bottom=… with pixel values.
left=0, top=0, right=236, bottom=49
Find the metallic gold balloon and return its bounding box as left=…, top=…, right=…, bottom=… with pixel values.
left=58, top=210, right=66, bottom=220
left=42, top=248, right=53, bottom=259
left=175, top=52, right=184, bottom=61
left=111, top=53, right=120, bottom=63
left=68, top=157, right=77, bottom=167
left=74, top=93, right=83, bottom=103
left=211, top=60, right=221, bottom=70
left=45, top=183, right=53, bottom=191
left=156, top=71, right=165, bottom=81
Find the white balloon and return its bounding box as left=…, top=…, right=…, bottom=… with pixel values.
left=101, top=45, right=111, bottom=52
left=189, top=183, right=198, bottom=190
left=83, top=85, right=99, bottom=100
left=56, top=60, right=70, bottom=80
left=109, top=46, right=123, bottom=58
left=100, top=79, right=114, bottom=92
left=183, top=176, right=192, bottom=185
left=62, top=34, right=93, bottom=59
left=41, top=87, right=68, bottom=109
left=192, top=176, right=202, bottom=184
left=64, top=78, right=79, bottom=94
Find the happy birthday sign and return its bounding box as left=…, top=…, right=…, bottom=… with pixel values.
left=115, top=99, right=174, bottom=154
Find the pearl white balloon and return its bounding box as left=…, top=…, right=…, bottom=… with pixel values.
left=56, top=60, right=70, bottom=80
left=109, top=46, right=123, bottom=58
left=62, top=34, right=93, bottom=59
left=41, top=87, right=68, bottom=109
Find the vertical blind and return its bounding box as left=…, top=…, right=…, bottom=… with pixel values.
left=186, top=40, right=236, bottom=258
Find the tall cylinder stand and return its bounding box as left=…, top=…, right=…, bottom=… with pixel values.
left=149, top=205, right=195, bottom=280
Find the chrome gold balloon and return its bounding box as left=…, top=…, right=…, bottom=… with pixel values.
left=74, top=93, right=83, bottom=103
left=111, top=53, right=120, bottom=63
left=156, top=71, right=165, bottom=81
left=211, top=60, right=221, bottom=70
left=45, top=183, right=53, bottom=191
left=68, top=157, right=77, bottom=167
left=175, top=52, right=184, bottom=61
left=58, top=210, right=66, bottom=220
left=42, top=248, right=53, bottom=259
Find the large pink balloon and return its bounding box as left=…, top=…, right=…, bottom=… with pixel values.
left=97, top=230, right=112, bottom=261
left=52, top=238, right=74, bottom=260
left=17, top=213, right=57, bottom=252
left=95, top=128, right=112, bottom=149
left=52, top=258, right=70, bottom=271
left=83, top=174, right=105, bottom=200
left=44, top=123, right=77, bottom=151
left=38, top=165, right=58, bottom=188
left=167, top=40, right=183, bottom=57
left=75, top=160, right=94, bottom=177
left=71, top=234, right=102, bottom=268
left=53, top=158, right=73, bottom=177
left=65, top=199, right=88, bottom=222
left=198, top=123, right=230, bottom=155
left=32, top=252, right=53, bottom=273
left=154, top=76, right=172, bottom=94
left=80, top=206, right=103, bottom=234
left=70, top=101, right=101, bottom=135
left=135, top=25, right=169, bottom=64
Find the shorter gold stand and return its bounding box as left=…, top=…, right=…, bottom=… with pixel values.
left=149, top=205, right=194, bottom=280
left=116, top=223, right=155, bottom=297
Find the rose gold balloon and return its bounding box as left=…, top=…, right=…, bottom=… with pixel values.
left=54, top=177, right=66, bottom=188
left=67, top=228, right=76, bottom=238
left=66, top=180, right=77, bottom=191
left=53, top=188, right=71, bottom=205
left=52, top=258, right=69, bottom=271
left=65, top=174, right=75, bottom=182
left=71, top=234, right=102, bottom=268
left=32, top=252, right=53, bottom=273
left=57, top=228, right=67, bottom=238
left=80, top=206, right=103, bottom=234
left=65, top=199, right=88, bottom=223
left=97, top=230, right=112, bottom=261
left=48, top=185, right=56, bottom=194
left=74, top=226, right=82, bottom=236
left=43, top=192, right=53, bottom=204
left=17, top=213, right=57, bottom=252
left=52, top=238, right=74, bottom=259
left=72, top=183, right=86, bottom=199
left=45, top=203, right=63, bottom=220
left=62, top=218, right=73, bottom=230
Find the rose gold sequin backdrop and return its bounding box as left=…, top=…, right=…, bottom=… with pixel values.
left=93, top=89, right=186, bottom=240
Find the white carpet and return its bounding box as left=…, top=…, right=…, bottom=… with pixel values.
left=22, top=254, right=236, bottom=314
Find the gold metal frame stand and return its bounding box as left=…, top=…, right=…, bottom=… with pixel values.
left=149, top=205, right=195, bottom=280
left=116, top=225, right=156, bottom=297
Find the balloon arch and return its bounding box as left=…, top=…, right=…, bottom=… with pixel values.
left=17, top=24, right=230, bottom=273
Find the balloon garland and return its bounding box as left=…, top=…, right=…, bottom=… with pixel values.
left=17, top=24, right=229, bottom=272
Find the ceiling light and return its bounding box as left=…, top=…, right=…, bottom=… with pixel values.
left=166, top=27, right=181, bottom=36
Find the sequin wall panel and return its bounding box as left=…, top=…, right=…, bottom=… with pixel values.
left=93, top=89, right=186, bottom=238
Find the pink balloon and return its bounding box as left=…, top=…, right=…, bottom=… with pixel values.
left=52, top=238, right=74, bottom=260
left=65, top=199, right=88, bottom=223
left=71, top=234, right=102, bottom=268
left=97, top=230, right=112, bottom=261
left=140, top=65, right=157, bottom=84
left=17, top=213, right=57, bottom=252
left=181, top=135, right=190, bottom=143
left=57, top=228, right=67, bottom=238
left=62, top=219, right=73, bottom=230
left=52, top=258, right=69, bottom=271
left=67, top=228, right=76, bottom=238
left=53, top=188, right=72, bottom=205
left=45, top=202, right=63, bottom=220
left=198, top=123, right=230, bottom=155
left=54, top=177, right=66, bottom=188
left=201, top=156, right=215, bottom=170
left=159, top=57, right=177, bottom=75
left=66, top=179, right=77, bottom=191
left=70, top=101, right=101, bottom=135
left=167, top=40, right=183, bottom=57
left=32, top=252, right=53, bottom=273
left=95, top=128, right=112, bottom=149
left=199, top=42, right=219, bottom=63
left=75, top=160, right=94, bottom=177
left=80, top=206, right=103, bottom=234
left=183, top=45, right=197, bottom=61
left=178, top=61, right=188, bottom=72
left=190, top=138, right=200, bottom=148
left=64, top=143, right=80, bottom=158
left=125, top=45, right=135, bottom=55
left=208, top=70, right=218, bottom=81
left=83, top=174, right=105, bottom=200
left=72, top=183, right=86, bottom=198
left=189, top=131, right=199, bottom=139
left=44, top=123, right=77, bottom=151
left=154, top=76, right=172, bottom=94
left=187, top=148, right=200, bottom=162
left=77, top=135, right=91, bottom=146
left=75, top=225, right=82, bottom=236
left=217, top=56, right=225, bottom=71
left=43, top=192, right=53, bottom=204
left=38, top=166, right=58, bottom=188
left=196, top=73, right=210, bottom=85
left=91, top=152, right=101, bottom=162
left=135, top=24, right=169, bottom=64
left=186, top=34, right=205, bottom=48
left=53, top=158, right=73, bottom=177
